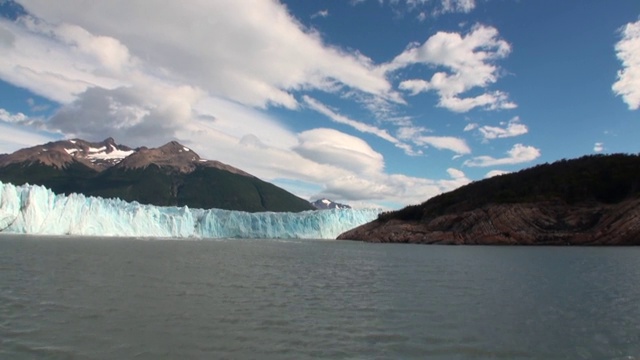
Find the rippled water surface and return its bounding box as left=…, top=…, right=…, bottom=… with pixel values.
left=1, top=235, right=640, bottom=359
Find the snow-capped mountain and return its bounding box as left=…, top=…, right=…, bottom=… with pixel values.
left=0, top=137, right=135, bottom=171
left=310, top=198, right=351, bottom=210
left=0, top=137, right=253, bottom=175
left=0, top=138, right=315, bottom=212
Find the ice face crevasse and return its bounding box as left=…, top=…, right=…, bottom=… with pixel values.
left=0, top=182, right=381, bottom=239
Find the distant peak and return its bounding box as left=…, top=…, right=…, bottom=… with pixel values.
left=117, top=140, right=201, bottom=173
left=158, top=141, right=189, bottom=151
left=311, top=198, right=351, bottom=210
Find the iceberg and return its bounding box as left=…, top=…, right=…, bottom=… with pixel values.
left=0, top=182, right=381, bottom=239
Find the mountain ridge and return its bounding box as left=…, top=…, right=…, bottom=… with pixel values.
left=311, top=198, right=351, bottom=210
left=0, top=138, right=314, bottom=213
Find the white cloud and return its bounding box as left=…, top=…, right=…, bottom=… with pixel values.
left=440, top=0, right=475, bottom=14
left=0, top=121, right=58, bottom=154
left=464, top=143, right=540, bottom=167
left=397, top=126, right=471, bottom=154
left=15, top=0, right=396, bottom=109
left=311, top=9, right=329, bottom=19
left=414, top=136, right=471, bottom=154
left=45, top=85, right=205, bottom=147
left=0, top=0, right=482, bottom=208
left=593, top=142, right=604, bottom=153
left=181, top=124, right=470, bottom=207
left=293, top=128, right=384, bottom=174
left=485, top=169, right=510, bottom=178
left=478, top=116, right=528, bottom=141
left=438, top=91, right=516, bottom=113
left=318, top=167, right=471, bottom=205
left=0, top=17, right=126, bottom=103
left=302, top=95, right=408, bottom=148
left=463, top=123, right=478, bottom=131
left=357, top=0, right=475, bottom=15
left=0, top=108, right=28, bottom=123
left=613, top=19, right=640, bottom=110
left=447, top=168, right=466, bottom=179
left=388, top=25, right=514, bottom=112
left=438, top=168, right=471, bottom=191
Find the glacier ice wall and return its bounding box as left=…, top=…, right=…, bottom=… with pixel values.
left=0, top=182, right=380, bottom=239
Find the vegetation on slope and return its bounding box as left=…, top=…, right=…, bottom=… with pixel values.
left=0, top=162, right=314, bottom=213
left=378, top=154, right=640, bottom=223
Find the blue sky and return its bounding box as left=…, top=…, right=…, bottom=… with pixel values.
left=0, top=0, right=639, bottom=209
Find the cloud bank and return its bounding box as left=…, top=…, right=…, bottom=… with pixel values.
left=613, top=18, right=640, bottom=110
left=0, top=0, right=528, bottom=208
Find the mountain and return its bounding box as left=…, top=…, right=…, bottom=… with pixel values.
left=311, top=198, right=351, bottom=210
left=0, top=138, right=315, bottom=213
left=338, top=154, right=640, bottom=245
left=0, top=137, right=135, bottom=172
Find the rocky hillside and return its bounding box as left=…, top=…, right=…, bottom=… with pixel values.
left=310, top=198, right=351, bottom=210
left=0, top=138, right=315, bottom=213
left=338, top=154, right=640, bottom=245
left=0, top=137, right=134, bottom=171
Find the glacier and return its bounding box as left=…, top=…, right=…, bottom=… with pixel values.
left=0, top=182, right=380, bottom=239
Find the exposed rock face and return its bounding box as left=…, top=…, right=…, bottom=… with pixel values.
left=116, top=141, right=252, bottom=176
left=311, top=198, right=351, bottom=210
left=0, top=137, right=313, bottom=212
left=337, top=199, right=640, bottom=245
left=0, top=137, right=134, bottom=171
left=0, top=138, right=253, bottom=176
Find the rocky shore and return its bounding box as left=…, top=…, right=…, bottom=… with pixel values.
left=337, top=198, right=640, bottom=245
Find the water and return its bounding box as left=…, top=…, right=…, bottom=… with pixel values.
left=1, top=235, right=640, bottom=359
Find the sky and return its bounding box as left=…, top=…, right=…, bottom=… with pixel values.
left=0, top=0, right=639, bottom=209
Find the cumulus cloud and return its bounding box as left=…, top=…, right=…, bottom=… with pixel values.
left=463, top=143, right=540, bottom=167
left=478, top=116, right=528, bottom=141
left=0, top=108, right=28, bottom=123
left=318, top=167, right=471, bottom=205
left=613, top=19, right=640, bottom=110
left=388, top=25, right=514, bottom=112
left=180, top=123, right=472, bottom=207
left=593, top=142, right=604, bottom=153
left=438, top=167, right=472, bottom=190
left=0, top=107, right=46, bottom=129
left=45, top=85, right=204, bottom=146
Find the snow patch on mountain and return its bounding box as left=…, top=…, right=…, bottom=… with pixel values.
left=311, top=198, right=352, bottom=210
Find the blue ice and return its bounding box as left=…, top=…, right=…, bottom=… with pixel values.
left=0, top=182, right=380, bottom=239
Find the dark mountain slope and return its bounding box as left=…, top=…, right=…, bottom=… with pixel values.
left=338, top=154, right=640, bottom=245
left=0, top=138, right=314, bottom=212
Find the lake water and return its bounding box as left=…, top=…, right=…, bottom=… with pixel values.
left=1, top=235, right=640, bottom=359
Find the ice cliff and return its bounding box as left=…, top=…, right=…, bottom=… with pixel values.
left=0, top=182, right=380, bottom=239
